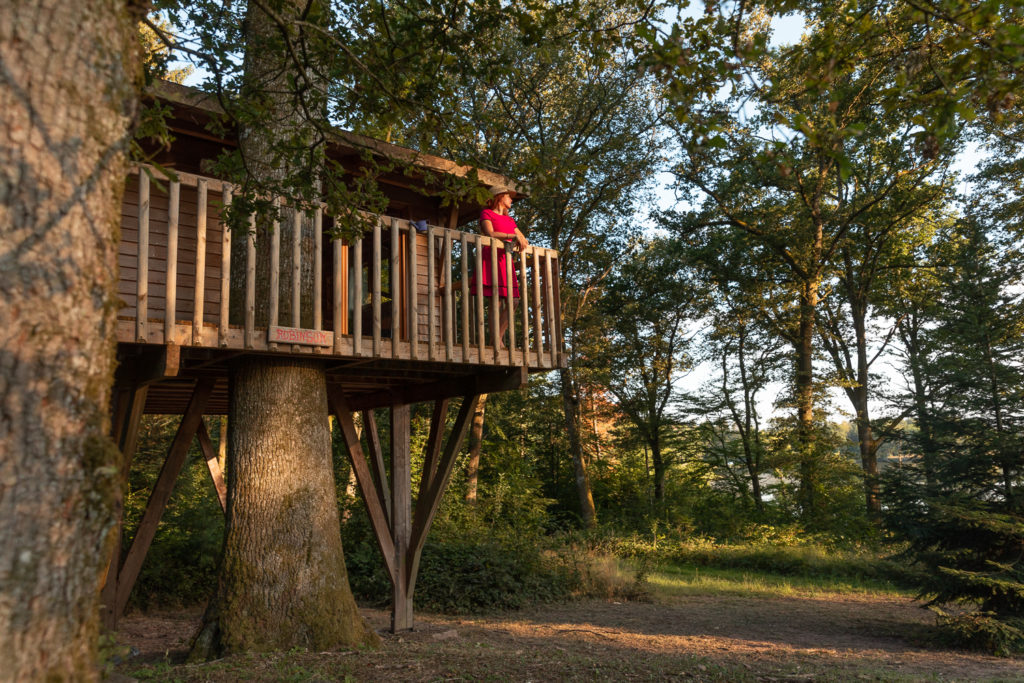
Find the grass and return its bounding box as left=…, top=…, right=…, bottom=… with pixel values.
left=645, top=561, right=914, bottom=600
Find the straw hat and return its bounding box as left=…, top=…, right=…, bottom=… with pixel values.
left=488, top=183, right=527, bottom=199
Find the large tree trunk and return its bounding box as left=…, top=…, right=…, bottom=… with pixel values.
left=464, top=394, right=488, bottom=504
left=560, top=368, right=596, bottom=528
left=0, top=1, right=140, bottom=679
left=193, top=0, right=376, bottom=657
left=193, top=360, right=376, bottom=655
left=795, top=276, right=820, bottom=523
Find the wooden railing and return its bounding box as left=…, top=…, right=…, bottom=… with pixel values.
left=118, top=166, right=564, bottom=369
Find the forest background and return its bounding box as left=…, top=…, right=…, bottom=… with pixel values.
left=2, top=0, right=1023, bottom=677
left=120, top=0, right=1024, bottom=656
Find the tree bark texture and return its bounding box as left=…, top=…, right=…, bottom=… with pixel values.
left=194, top=359, right=377, bottom=656
left=464, top=394, right=487, bottom=504
left=0, top=1, right=140, bottom=679
left=560, top=368, right=596, bottom=528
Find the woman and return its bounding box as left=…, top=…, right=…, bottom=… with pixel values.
left=474, top=184, right=528, bottom=347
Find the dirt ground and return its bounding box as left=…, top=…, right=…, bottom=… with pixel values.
left=114, top=592, right=1024, bottom=682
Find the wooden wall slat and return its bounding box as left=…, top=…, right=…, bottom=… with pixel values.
left=219, top=186, right=231, bottom=345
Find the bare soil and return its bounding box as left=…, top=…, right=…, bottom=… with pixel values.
left=114, top=592, right=1024, bottom=682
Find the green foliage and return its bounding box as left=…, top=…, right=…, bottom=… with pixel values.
left=883, top=218, right=1024, bottom=654
left=122, top=416, right=225, bottom=610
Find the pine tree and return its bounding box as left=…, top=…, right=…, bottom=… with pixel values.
left=884, top=218, right=1024, bottom=655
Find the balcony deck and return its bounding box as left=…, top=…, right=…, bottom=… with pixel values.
left=116, top=166, right=564, bottom=413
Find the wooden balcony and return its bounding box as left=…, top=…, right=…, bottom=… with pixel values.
left=117, top=166, right=564, bottom=412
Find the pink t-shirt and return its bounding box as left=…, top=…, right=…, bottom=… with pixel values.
left=481, top=208, right=517, bottom=236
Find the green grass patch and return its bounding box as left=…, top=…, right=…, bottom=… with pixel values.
left=646, top=561, right=913, bottom=600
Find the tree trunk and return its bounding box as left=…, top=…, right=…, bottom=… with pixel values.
left=795, top=277, right=820, bottom=523
left=193, top=360, right=377, bottom=656
left=194, top=0, right=376, bottom=657
left=650, top=438, right=665, bottom=502
left=464, top=394, right=487, bottom=504
left=0, top=1, right=141, bottom=679
left=560, top=368, right=596, bottom=528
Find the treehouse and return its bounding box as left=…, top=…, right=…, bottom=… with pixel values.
left=102, top=82, right=563, bottom=632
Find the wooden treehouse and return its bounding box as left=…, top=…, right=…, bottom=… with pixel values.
left=102, top=83, right=564, bottom=632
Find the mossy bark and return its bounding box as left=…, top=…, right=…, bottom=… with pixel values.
left=193, top=359, right=378, bottom=656
left=0, top=0, right=141, bottom=679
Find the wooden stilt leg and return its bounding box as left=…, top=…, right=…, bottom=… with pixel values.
left=419, top=398, right=449, bottom=495
left=196, top=419, right=227, bottom=512
left=407, top=395, right=480, bottom=600
left=113, top=378, right=213, bottom=617
left=101, top=382, right=148, bottom=630
left=362, top=409, right=391, bottom=527
left=391, top=403, right=412, bottom=631
left=328, top=387, right=396, bottom=580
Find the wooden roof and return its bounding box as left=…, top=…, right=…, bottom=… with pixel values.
left=148, top=81, right=525, bottom=227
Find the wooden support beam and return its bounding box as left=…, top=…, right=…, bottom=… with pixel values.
left=101, top=382, right=149, bottom=629
left=362, top=409, right=391, bottom=528
left=328, top=387, right=396, bottom=579
left=196, top=419, right=227, bottom=512
left=391, top=404, right=412, bottom=631
left=407, top=395, right=480, bottom=599
left=342, top=366, right=526, bottom=411
left=113, top=378, right=214, bottom=617
left=420, top=398, right=449, bottom=495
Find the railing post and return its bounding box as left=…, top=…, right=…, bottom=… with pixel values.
left=165, top=180, right=180, bottom=343
left=443, top=229, right=454, bottom=363
left=372, top=218, right=382, bottom=357
left=136, top=170, right=149, bottom=343
left=244, top=213, right=256, bottom=349
left=353, top=235, right=363, bottom=356
left=218, top=185, right=232, bottom=346
left=427, top=225, right=436, bottom=361
left=193, top=179, right=207, bottom=345
left=390, top=217, right=401, bottom=358
left=268, top=199, right=281, bottom=350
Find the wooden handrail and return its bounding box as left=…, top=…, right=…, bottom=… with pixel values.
left=121, top=164, right=562, bottom=369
